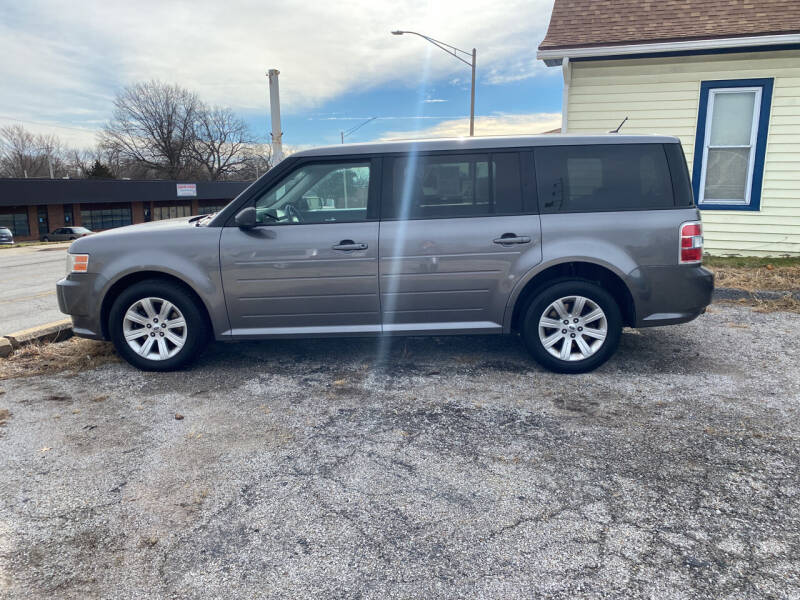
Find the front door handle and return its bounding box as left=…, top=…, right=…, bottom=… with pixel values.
left=332, top=240, right=368, bottom=251
left=493, top=233, right=531, bottom=245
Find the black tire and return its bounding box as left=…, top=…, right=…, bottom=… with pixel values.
left=521, top=279, right=622, bottom=374
left=109, top=279, right=209, bottom=371
left=42, top=237, right=49, bottom=242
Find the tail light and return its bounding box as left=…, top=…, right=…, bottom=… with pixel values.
left=679, top=221, right=703, bottom=264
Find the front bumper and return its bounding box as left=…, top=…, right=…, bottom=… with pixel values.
left=57, top=274, right=106, bottom=340
left=628, top=265, right=714, bottom=328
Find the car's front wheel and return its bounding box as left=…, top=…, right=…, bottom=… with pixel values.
left=109, top=280, right=209, bottom=371
left=522, top=279, right=622, bottom=374
left=41, top=237, right=49, bottom=242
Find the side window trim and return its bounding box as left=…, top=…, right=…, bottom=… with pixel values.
left=521, top=150, right=539, bottom=214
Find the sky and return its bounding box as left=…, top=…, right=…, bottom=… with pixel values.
left=0, top=0, right=562, bottom=150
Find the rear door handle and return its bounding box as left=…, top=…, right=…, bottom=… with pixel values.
left=332, top=240, right=368, bottom=251
left=493, top=234, right=531, bottom=245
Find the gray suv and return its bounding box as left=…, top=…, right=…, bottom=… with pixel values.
left=57, top=135, right=713, bottom=373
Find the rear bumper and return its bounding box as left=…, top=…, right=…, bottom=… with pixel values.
left=57, top=274, right=106, bottom=340
left=628, top=265, right=714, bottom=328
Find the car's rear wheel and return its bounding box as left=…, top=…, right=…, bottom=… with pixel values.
left=109, top=280, right=209, bottom=371
left=522, top=279, right=622, bottom=374
left=42, top=237, right=49, bottom=242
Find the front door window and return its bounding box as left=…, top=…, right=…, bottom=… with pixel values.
left=254, top=162, right=370, bottom=225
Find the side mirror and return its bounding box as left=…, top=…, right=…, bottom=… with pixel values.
left=235, top=206, right=257, bottom=229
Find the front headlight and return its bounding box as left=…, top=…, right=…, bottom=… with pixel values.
left=67, top=253, right=89, bottom=274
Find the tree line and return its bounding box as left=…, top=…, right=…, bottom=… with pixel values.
left=0, top=80, right=273, bottom=181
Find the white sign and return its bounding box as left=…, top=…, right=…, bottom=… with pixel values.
left=176, top=183, right=197, bottom=197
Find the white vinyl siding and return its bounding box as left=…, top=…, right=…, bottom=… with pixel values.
left=565, top=49, right=800, bottom=256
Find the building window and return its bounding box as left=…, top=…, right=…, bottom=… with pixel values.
left=64, top=204, right=73, bottom=225
left=198, top=203, right=226, bottom=215
left=37, top=205, right=49, bottom=234
left=692, top=78, right=773, bottom=211
left=152, top=204, right=191, bottom=220
left=80, top=205, right=132, bottom=230
left=0, top=207, right=30, bottom=236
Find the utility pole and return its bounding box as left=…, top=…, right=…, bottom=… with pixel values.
left=340, top=116, right=377, bottom=144
left=267, top=69, right=283, bottom=163
left=392, top=31, right=477, bottom=137
left=469, top=48, right=476, bottom=137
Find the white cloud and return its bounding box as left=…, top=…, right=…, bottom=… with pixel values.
left=423, top=98, right=448, bottom=103
left=381, top=112, right=562, bottom=139
left=0, top=117, right=100, bottom=149
left=0, top=0, right=556, bottom=144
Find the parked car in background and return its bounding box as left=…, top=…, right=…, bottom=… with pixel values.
left=41, top=227, right=93, bottom=242
left=0, top=227, right=13, bottom=245
left=58, top=135, right=714, bottom=374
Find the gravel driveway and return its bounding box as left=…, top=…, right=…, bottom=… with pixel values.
left=1, top=303, right=799, bottom=599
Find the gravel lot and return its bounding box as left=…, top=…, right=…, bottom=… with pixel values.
left=1, top=303, right=799, bottom=599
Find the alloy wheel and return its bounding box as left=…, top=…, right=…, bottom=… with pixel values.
left=538, top=295, right=608, bottom=361
left=122, top=297, right=187, bottom=360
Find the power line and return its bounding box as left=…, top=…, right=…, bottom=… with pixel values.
left=0, top=114, right=99, bottom=134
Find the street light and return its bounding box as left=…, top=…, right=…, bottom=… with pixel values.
left=391, top=30, right=476, bottom=137
left=341, top=116, right=377, bottom=144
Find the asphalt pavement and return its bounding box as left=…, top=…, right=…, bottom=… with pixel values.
left=1, top=304, right=798, bottom=599
left=0, top=244, right=69, bottom=334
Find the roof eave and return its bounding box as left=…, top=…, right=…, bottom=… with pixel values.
left=537, top=32, right=800, bottom=66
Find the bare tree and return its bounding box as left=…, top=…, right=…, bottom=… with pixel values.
left=100, top=81, right=199, bottom=179
left=0, top=124, right=65, bottom=178
left=237, top=143, right=273, bottom=180
left=191, top=105, right=253, bottom=180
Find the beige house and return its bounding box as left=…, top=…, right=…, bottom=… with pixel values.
left=538, top=0, right=800, bottom=256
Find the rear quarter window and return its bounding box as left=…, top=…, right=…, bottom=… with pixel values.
left=534, top=144, right=677, bottom=213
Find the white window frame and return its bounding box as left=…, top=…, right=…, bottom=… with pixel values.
left=698, top=86, right=762, bottom=206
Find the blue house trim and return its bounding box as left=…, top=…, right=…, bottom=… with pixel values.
left=691, top=78, right=773, bottom=212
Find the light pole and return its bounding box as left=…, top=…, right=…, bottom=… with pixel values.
left=340, top=116, right=377, bottom=144
left=391, top=30, right=476, bottom=137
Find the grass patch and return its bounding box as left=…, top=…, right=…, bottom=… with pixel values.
left=704, top=255, right=800, bottom=268
left=0, top=337, right=119, bottom=380
left=0, top=240, right=67, bottom=250
left=704, top=255, right=800, bottom=294
left=0, top=408, right=9, bottom=428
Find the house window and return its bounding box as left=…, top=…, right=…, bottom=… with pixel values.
left=692, top=78, right=773, bottom=211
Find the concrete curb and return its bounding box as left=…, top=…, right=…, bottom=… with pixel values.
left=1, top=319, right=73, bottom=357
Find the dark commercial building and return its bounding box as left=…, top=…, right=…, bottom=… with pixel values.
left=0, top=179, right=251, bottom=241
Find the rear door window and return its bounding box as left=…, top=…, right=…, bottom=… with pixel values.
left=534, top=144, right=676, bottom=213
left=382, top=152, right=524, bottom=220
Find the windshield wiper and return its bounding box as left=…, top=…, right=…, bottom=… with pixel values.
left=191, top=213, right=216, bottom=226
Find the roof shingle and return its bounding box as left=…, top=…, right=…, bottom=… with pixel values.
left=539, top=0, right=800, bottom=50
